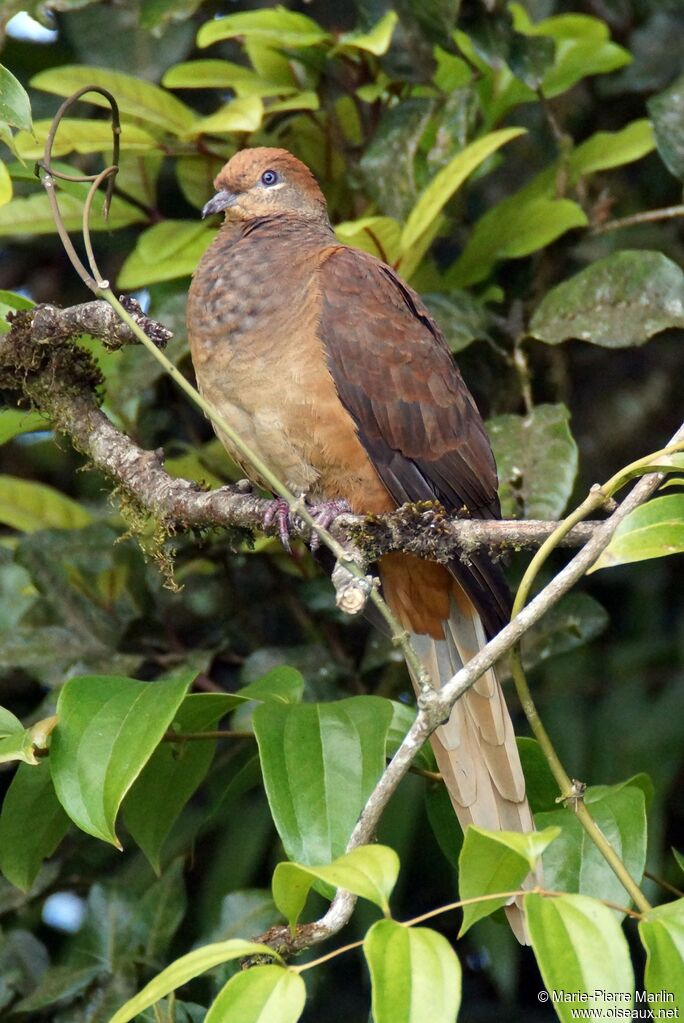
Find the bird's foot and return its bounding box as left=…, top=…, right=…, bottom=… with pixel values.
left=263, top=498, right=296, bottom=553
left=262, top=497, right=351, bottom=554
left=308, top=499, right=351, bottom=551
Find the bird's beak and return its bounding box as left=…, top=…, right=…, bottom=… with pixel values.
left=202, top=190, right=238, bottom=219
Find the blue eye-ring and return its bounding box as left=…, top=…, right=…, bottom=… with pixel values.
left=261, top=169, right=279, bottom=186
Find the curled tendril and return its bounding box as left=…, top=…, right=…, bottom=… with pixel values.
left=34, top=85, right=121, bottom=292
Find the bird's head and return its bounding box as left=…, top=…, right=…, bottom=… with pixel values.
left=202, top=147, right=328, bottom=224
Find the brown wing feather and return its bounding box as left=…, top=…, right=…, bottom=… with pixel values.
left=317, top=245, right=511, bottom=634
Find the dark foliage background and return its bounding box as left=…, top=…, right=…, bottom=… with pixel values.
left=0, top=0, right=683, bottom=1019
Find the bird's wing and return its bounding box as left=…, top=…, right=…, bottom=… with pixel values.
left=317, top=245, right=511, bottom=634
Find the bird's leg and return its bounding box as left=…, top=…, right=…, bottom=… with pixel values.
left=307, top=499, right=351, bottom=551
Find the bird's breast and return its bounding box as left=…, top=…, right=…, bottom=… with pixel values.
left=186, top=226, right=390, bottom=510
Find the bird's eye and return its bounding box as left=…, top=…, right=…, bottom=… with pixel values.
left=260, top=169, right=279, bottom=187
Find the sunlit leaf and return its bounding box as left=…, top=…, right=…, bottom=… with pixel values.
left=401, top=127, right=525, bottom=253
left=639, top=899, right=684, bottom=1012
left=364, top=919, right=461, bottom=1023
left=163, top=59, right=292, bottom=98
left=0, top=63, right=32, bottom=131
left=0, top=476, right=92, bottom=532
left=272, top=844, right=399, bottom=928
left=108, top=940, right=282, bottom=1023
left=31, top=66, right=195, bottom=135
left=451, top=195, right=587, bottom=287
left=535, top=784, right=647, bottom=915
left=337, top=11, right=398, bottom=56
left=118, top=221, right=217, bottom=289
left=253, top=696, right=393, bottom=864
left=530, top=251, right=684, bottom=347
left=0, top=189, right=145, bottom=237
left=0, top=409, right=48, bottom=443
left=191, top=97, right=263, bottom=137
left=0, top=161, right=11, bottom=208
left=526, top=893, right=634, bottom=1019
left=197, top=7, right=329, bottom=49
left=13, top=119, right=157, bottom=160
left=50, top=671, right=195, bottom=846
left=458, top=826, right=559, bottom=933
left=334, top=215, right=401, bottom=264
left=590, top=495, right=684, bottom=572
left=206, top=965, right=305, bottom=1023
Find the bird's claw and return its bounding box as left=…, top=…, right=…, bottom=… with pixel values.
left=263, top=498, right=295, bottom=553
left=262, top=498, right=351, bottom=554
left=308, top=499, right=351, bottom=551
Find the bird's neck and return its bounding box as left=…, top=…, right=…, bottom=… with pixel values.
left=219, top=211, right=335, bottom=245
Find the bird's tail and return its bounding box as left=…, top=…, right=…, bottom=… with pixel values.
left=380, top=553, right=538, bottom=943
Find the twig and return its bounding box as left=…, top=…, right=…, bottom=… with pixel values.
left=592, top=204, right=684, bottom=234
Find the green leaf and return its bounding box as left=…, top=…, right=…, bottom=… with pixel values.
left=400, top=127, right=525, bottom=253
left=535, top=784, right=647, bottom=914
left=451, top=195, right=587, bottom=287
left=253, top=696, right=393, bottom=864
left=108, top=940, right=282, bottom=1023
left=175, top=155, right=224, bottom=211
left=517, top=738, right=559, bottom=813
left=0, top=161, right=10, bottom=208
left=458, top=826, right=559, bottom=934
left=0, top=762, right=69, bottom=891
left=488, top=404, right=578, bottom=520
left=0, top=188, right=145, bottom=237
left=31, top=66, right=195, bottom=135
left=421, top=290, right=491, bottom=353
left=639, top=899, right=684, bottom=1012
left=13, top=119, right=157, bottom=160
left=530, top=251, right=684, bottom=347
left=364, top=918, right=461, bottom=1023
left=0, top=706, right=23, bottom=736
left=272, top=844, right=399, bottom=928
left=674, top=849, right=684, bottom=874
left=514, top=593, right=610, bottom=676
left=0, top=476, right=92, bottom=532
left=163, top=59, right=292, bottom=98
left=50, top=671, right=194, bottom=846
left=334, top=216, right=401, bottom=264
left=590, top=495, right=684, bottom=572
left=510, top=7, right=631, bottom=97
left=0, top=64, right=32, bottom=131
left=123, top=694, right=227, bottom=873
left=360, top=99, right=435, bottom=221
left=337, top=11, right=398, bottom=55
left=118, top=221, right=217, bottom=289
left=525, top=893, right=634, bottom=1018
left=571, top=119, right=655, bottom=179
left=12, top=964, right=102, bottom=1014
left=386, top=700, right=436, bottom=773
left=0, top=409, right=47, bottom=443
left=197, top=7, right=329, bottom=49
left=137, top=859, right=187, bottom=960
left=648, top=72, right=684, bottom=181
left=206, top=964, right=305, bottom=1023
left=191, top=97, right=264, bottom=138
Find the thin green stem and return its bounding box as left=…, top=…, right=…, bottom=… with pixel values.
left=292, top=885, right=643, bottom=973
left=505, top=446, right=684, bottom=916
